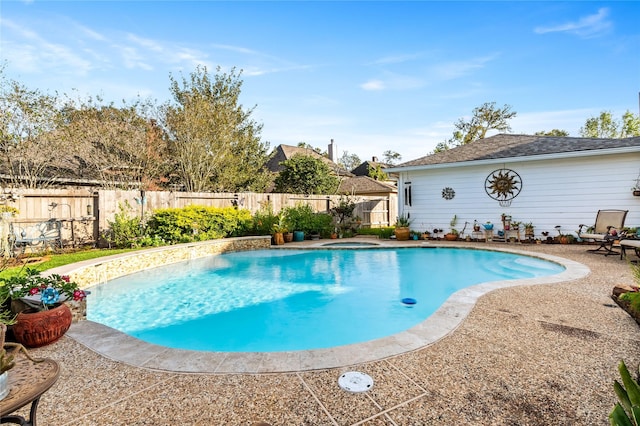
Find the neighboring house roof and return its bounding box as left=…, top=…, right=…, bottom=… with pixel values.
left=338, top=176, right=397, bottom=195
left=394, top=134, right=640, bottom=169
left=351, top=160, right=392, bottom=177
left=265, top=144, right=354, bottom=176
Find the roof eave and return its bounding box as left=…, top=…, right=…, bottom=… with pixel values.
left=386, top=146, right=640, bottom=173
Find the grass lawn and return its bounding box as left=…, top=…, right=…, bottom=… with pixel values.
left=0, top=248, right=137, bottom=278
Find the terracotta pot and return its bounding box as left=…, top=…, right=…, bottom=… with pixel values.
left=444, top=233, right=458, bottom=241
left=13, top=303, right=72, bottom=348
left=394, top=227, right=410, bottom=241
left=283, top=232, right=294, bottom=243
left=272, top=232, right=284, bottom=245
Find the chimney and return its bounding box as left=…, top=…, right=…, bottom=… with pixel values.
left=328, top=139, right=336, bottom=161
left=372, top=156, right=378, bottom=162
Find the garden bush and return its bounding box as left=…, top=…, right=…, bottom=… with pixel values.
left=105, top=202, right=144, bottom=248
left=146, top=206, right=252, bottom=244
left=251, top=205, right=281, bottom=235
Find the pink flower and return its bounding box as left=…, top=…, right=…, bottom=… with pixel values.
left=73, top=290, right=86, bottom=301
left=28, top=287, right=40, bottom=295
left=61, top=275, right=70, bottom=283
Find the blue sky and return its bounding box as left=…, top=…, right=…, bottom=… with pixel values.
left=1, top=1, right=639, bottom=163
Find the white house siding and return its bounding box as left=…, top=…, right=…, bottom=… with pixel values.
left=396, top=151, right=640, bottom=239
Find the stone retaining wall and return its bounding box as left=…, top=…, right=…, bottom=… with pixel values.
left=59, top=236, right=271, bottom=289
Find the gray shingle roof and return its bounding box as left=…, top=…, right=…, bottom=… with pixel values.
left=338, top=176, right=396, bottom=195
left=266, top=144, right=353, bottom=176
left=399, top=134, right=640, bottom=167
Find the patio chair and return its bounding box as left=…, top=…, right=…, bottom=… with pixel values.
left=620, top=238, right=640, bottom=261
left=577, top=209, right=628, bottom=256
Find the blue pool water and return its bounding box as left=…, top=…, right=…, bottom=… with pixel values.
left=87, top=248, right=564, bottom=352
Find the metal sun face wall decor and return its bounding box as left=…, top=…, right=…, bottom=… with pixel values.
left=441, top=187, right=455, bottom=200
left=484, top=168, right=522, bottom=207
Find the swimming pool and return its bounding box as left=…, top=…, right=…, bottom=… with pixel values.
left=87, top=247, right=565, bottom=352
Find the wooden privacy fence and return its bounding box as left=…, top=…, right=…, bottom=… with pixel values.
left=0, top=189, right=398, bottom=249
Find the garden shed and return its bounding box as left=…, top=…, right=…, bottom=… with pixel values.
left=385, top=134, right=640, bottom=240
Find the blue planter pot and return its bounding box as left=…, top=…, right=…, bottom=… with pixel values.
left=483, top=224, right=494, bottom=230
left=293, top=231, right=305, bottom=242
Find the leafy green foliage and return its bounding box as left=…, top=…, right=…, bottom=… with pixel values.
left=251, top=204, right=281, bottom=235
left=337, top=151, right=361, bottom=171
left=620, top=292, right=640, bottom=314
left=106, top=202, right=144, bottom=248
left=312, top=212, right=334, bottom=238
left=281, top=203, right=316, bottom=233
left=383, top=150, right=402, bottom=165
left=274, top=154, right=339, bottom=194
left=609, top=360, right=640, bottom=426
left=279, top=204, right=332, bottom=236
left=440, top=102, right=517, bottom=150
left=580, top=111, right=640, bottom=138
left=368, top=164, right=388, bottom=181
left=146, top=205, right=252, bottom=244
left=357, top=226, right=395, bottom=239
left=165, top=65, right=270, bottom=192
left=535, top=129, right=570, bottom=136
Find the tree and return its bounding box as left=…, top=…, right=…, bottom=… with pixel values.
left=0, top=76, right=65, bottom=188
left=446, top=102, right=517, bottom=148
left=534, top=129, right=569, bottom=136
left=57, top=96, right=170, bottom=189
left=338, top=151, right=361, bottom=171
left=297, top=142, right=325, bottom=156
left=382, top=150, right=402, bottom=165
left=580, top=111, right=640, bottom=138
left=163, top=65, right=270, bottom=192
left=368, top=164, right=388, bottom=181
left=274, top=154, right=339, bottom=194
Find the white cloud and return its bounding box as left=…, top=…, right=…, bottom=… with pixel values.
left=428, top=54, right=499, bottom=81
left=534, top=8, right=612, bottom=38
left=360, top=79, right=385, bottom=91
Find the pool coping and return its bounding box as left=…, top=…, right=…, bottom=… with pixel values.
left=63, top=240, right=590, bottom=374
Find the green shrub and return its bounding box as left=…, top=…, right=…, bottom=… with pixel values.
left=106, top=202, right=144, bottom=248
left=312, top=212, right=334, bottom=238
left=146, top=206, right=252, bottom=244
left=357, top=226, right=395, bottom=239
left=609, top=360, right=640, bottom=425
left=282, top=204, right=316, bottom=234
left=252, top=205, right=280, bottom=235
left=620, top=292, right=640, bottom=314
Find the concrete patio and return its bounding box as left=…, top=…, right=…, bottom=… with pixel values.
left=10, top=241, right=640, bottom=425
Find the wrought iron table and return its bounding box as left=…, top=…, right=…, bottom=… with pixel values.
left=0, top=358, right=59, bottom=426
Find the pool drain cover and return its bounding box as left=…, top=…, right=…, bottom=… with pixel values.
left=338, top=371, right=374, bottom=393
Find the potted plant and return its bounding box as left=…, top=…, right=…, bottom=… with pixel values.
left=2, top=268, right=87, bottom=348
left=394, top=215, right=412, bottom=241
left=282, top=204, right=315, bottom=241
left=510, top=221, right=521, bottom=241
left=444, top=215, right=459, bottom=241
left=632, top=177, right=640, bottom=196
left=524, top=222, right=535, bottom=239
left=0, top=306, right=17, bottom=400
left=272, top=221, right=287, bottom=245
